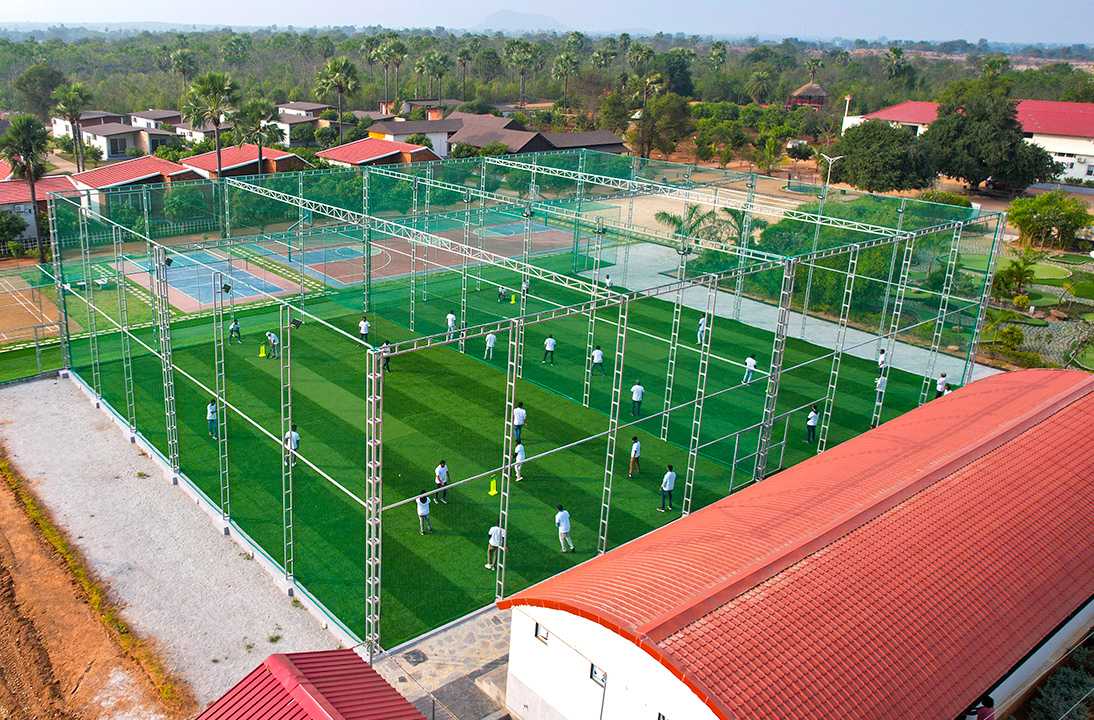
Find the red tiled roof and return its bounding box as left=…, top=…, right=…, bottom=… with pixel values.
left=0, top=175, right=78, bottom=205
left=0, top=160, right=12, bottom=181
left=500, top=368, right=1094, bottom=720
left=72, top=155, right=192, bottom=189
left=316, top=137, right=432, bottom=165
left=197, top=649, right=424, bottom=720
left=864, top=98, right=1094, bottom=138
left=182, top=143, right=296, bottom=172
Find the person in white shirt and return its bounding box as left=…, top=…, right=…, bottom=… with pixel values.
left=806, top=405, right=819, bottom=443
left=228, top=317, right=242, bottom=344
left=514, top=442, right=526, bottom=482
left=521, top=278, right=530, bottom=295
left=497, top=285, right=507, bottom=303
left=512, top=402, right=527, bottom=442
left=266, top=331, right=280, bottom=359
left=696, top=315, right=707, bottom=344
left=591, top=345, right=605, bottom=375
left=630, top=380, right=645, bottom=417
left=658, top=465, right=676, bottom=512
left=485, top=525, right=505, bottom=569
left=445, top=311, right=457, bottom=341
left=206, top=399, right=218, bottom=438
left=434, top=460, right=449, bottom=503
left=358, top=316, right=370, bottom=343
left=628, top=436, right=641, bottom=478
left=380, top=340, right=391, bottom=371
left=484, top=332, right=497, bottom=360
left=877, top=348, right=887, bottom=369
left=416, top=491, right=432, bottom=535
left=743, top=354, right=757, bottom=384
left=555, top=504, right=574, bottom=553
left=935, top=372, right=948, bottom=399
left=542, top=335, right=556, bottom=364
left=603, top=273, right=612, bottom=289
left=283, top=423, right=300, bottom=467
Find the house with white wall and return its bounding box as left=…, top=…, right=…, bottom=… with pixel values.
left=498, top=369, right=1094, bottom=720
left=130, top=109, right=183, bottom=130
left=842, top=98, right=1094, bottom=182
left=175, top=120, right=233, bottom=144
left=50, top=110, right=126, bottom=139
left=367, top=118, right=462, bottom=158
left=79, top=124, right=174, bottom=161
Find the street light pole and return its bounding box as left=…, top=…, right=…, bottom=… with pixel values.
left=799, top=152, right=844, bottom=338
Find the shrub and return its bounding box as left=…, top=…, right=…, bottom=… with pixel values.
left=1012, top=294, right=1030, bottom=311
left=919, top=189, right=972, bottom=207
left=6, top=241, right=26, bottom=258
left=995, top=325, right=1024, bottom=349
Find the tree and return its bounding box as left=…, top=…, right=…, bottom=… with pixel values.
left=654, top=203, right=715, bottom=244
left=314, top=126, right=338, bottom=148
left=708, top=41, right=727, bottom=72
left=51, top=82, right=93, bottom=172
left=829, top=120, right=936, bottom=192
left=170, top=48, right=199, bottom=93
left=231, top=99, right=282, bottom=174
left=314, top=57, right=360, bottom=145
left=222, top=35, right=252, bottom=67
left=182, top=72, right=239, bottom=178
left=552, top=52, right=580, bottom=97
left=923, top=81, right=1061, bottom=191
left=503, top=39, right=538, bottom=107
left=591, top=50, right=614, bottom=71
left=752, top=135, right=783, bottom=174
left=0, top=116, right=50, bottom=262
left=14, top=64, right=66, bottom=120
left=361, top=36, right=382, bottom=81
left=718, top=207, right=767, bottom=246
left=884, top=47, right=910, bottom=80
left=1008, top=191, right=1093, bottom=249
left=659, top=50, right=695, bottom=97
left=563, top=32, right=588, bottom=56
left=456, top=46, right=474, bottom=99
left=426, top=51, right=453, bottom=101
left=413, top=56, right=428, bottom=98
left=627, top=92, right=691, bottom=158
left=386, top=40, right=408, bottom=98
left=744, top=71, right=772, bottom=104
left=405, top=133, right=434, bottom=149
left=805, top=57, right=824, bottom=83
left=626, top=44, right=654, bottom=76
left=598, top=92, right=631, bottom=135
left=0, top=210, right=28, bottom=253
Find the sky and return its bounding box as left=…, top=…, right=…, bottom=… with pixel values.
left=1, top=0, right=1090, bottom=45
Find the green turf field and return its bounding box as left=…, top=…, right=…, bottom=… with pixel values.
left=58, top=246, right=927, bottom=648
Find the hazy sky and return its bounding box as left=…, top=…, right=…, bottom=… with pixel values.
left=2, top=0, right=1090, bottom=44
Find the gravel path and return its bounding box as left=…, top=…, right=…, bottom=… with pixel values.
left=0, top=376, right=339, bottom=707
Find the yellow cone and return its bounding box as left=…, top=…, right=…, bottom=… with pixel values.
left=488, top=478, right=498, bottom=496
left=510, top=294, right=516, bottom=305
left=259, top=343, right=267, bottom=358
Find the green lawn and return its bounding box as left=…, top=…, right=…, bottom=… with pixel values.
left=59, top=249, right=926, bottom=647
left=959, top=253, right=1071, bottom=281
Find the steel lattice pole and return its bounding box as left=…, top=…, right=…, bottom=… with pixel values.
left=682, top=275, right=717, bottom=516
left=754, top=259, right=797, bottom=480
left=963, top=214, right=1005, bottom=387
left=46, top=199, right=72, bottom=371
left=918, top=224, right=964, bottom=404
left=77, top=204, right=102, bottom=405
left=732, top=175, right=756, bottom=321
left=871, top=236, right=916, bottom=428
left=364, top=348, right=384, bottom=660
left=213, top=273, right=231, bottom=530
left=597, top=300, right=629, bottom=555
left=817, top=246, right=859, bottom=453
left=150, top=244, right=181, bottom=484
left=660, top=249, right=688, bottom=440
left=495, top=318, right=520, bottom=601
left=581, top=219, right=606, bottom=407
left=362, top=168, right=372, bottom=313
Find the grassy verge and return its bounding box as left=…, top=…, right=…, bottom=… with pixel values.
left=0, top=445, right=195, bottom=714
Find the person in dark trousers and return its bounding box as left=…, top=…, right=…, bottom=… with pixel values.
left=228, top=318, right=242, bottom=344
left=498, top=285, right=507, bottom=303
left=512, top=401, right=527, bottom=443
left=658, top=464, right=676, bottom=512
left=935, top=372, right=948, bottom=398
left=542, top=335, right=556, bottom=364
left=380, top=341, right=391, bottom=371
left=806, top=405, right=818, bottom=443
left=630, top=380, right=645, bottom=417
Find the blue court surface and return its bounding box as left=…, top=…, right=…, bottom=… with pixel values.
left=248, top=242, right=369, bottom=288
left=479, top=220, right=552, bottom=237
left=132, top=251, right=283, bottom=305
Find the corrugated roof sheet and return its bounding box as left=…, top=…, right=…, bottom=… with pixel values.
left=864, top=99, right=1094, bottom=138
left=500, top=368, right=1094, bottom=720
left=72, top=155, right=192, bottom=189
left=198, top=649, right=424, bottom=720
left=0, top=175, right=78, bottom=205
left=316, top=137, right=432, bottom=165
left=182, top=143, right=299, bottom=172
left=541, top=130, right=625, bottom=148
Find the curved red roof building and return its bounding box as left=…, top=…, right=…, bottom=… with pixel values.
left=499, top=369, right=1094, bottom=720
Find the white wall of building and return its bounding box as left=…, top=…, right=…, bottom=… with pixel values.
left=506, top=607, right=719, bottom=720
left=378, top=131, right=450, bottom=157
left=0, top=201, right=39, bottom=242
left=84, top=132, right=137, bottom=161
left=1030, top=134, right=1094, bottom=181
left=50, top=117, right=73, bottom=138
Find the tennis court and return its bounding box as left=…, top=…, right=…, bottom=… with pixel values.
left=128, top=250, right=294, bottom=311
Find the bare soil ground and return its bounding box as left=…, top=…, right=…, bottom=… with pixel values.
left=0, top=444, right=188, bottom=720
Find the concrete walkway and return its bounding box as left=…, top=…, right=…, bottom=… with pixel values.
left=599, top=243, right=1000, bottom=383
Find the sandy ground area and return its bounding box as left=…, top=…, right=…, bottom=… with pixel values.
left=0, top=376, right=339, bottom=710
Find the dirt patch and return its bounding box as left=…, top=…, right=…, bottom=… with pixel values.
left=0, top=444, right=192, bottom=719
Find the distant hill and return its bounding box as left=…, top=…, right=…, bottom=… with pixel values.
left=472, top=10, right=566, bottom=33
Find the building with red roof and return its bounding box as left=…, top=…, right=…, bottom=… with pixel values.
left=0, top=159, right=12, bottom=181
left=180, top=143, right=312, bottom=179
left=0, top=175, right=79, bottom=246
left=71, top=155, right=197, bottom=191
left=316, top=137, right=440, bottom=168
left=842, top=99, right=1094, bottom=182
left=198, top=649, right=424, bottom=720
left=499, top=368, right=1094, bottom=720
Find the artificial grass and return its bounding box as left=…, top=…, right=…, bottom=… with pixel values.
left=959, top=254, right=1071, bottom=281
left=61, top=251, right=928, bottom=648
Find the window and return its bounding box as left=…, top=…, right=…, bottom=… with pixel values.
left=1087, top=166, right=1094, bottom=177
left=109, top=137, right=127, bottom=156
left=534, top=622, right=549, bottom=643
left=589, top=663, right=607, bottom=686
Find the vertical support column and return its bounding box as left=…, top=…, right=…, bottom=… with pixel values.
left=409, top=178, right=418, bottom=331
left=422, top=165, right=433, bottom=301
left=571, top=152, right=587, bottom=272
left=623, top=155, right=640, bottom=289
left=77, top=206, right=102, bottom=405
left=477, top=158, right=487, bottom=290
left=517, top=205, right=532, bottom=378
left=495, top=318, right=520, bottom=601
left=364, top=347, right=384, bottom=660
left=732, top=174, right=756, bottom=321
left=919, top=224, right=964, bottom=404
left=817, top=246, right=859, bottom=452
left=362, top=168, right=372, bottom=313
left=222, top=179, right=232, bottom=239
left=798, top=186, right=830, bottom=338
left=659, top=249, right=688, bottom=440
left=47, top=199, right=72, bottom=371
left=212, top=274, right=230, bottom=529
left=871, top=236, right=916, bottom=428
left=597, top=301, right=629, bottom=555
left=754, top=259, right=797, bottom=480
left=296, top=174, right=306, bottom=303
left=681, top=275, right=717, bottom=515
left=581, top=219, right=606, bottom=408
left=876, top=199, right=908, bottom=343
left=278, top=304, right=294, bottom=582
left=963, top=216, right=1005, bottom=386
left=150, top=244, right=180, bottom=484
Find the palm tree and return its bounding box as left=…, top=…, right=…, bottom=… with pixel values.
left=231, top=99, right=282, bottom=174
left=51, top=82, right=92, bottom=172
left=413, top=56, right=428, bottom=98
left=744, top=70, right=772, bottom=104
left=169, top=48, right=198, bottom=96
left=360, top=36, right=382, bottom=81
left=314, top=57, right=360, bottom=145
left=627, top=44, right=654, bottom=76
left=708, top=41, right=727, bottom=72
left=590, top=50, right=614, bottom=71
left=428, top=52, right=453, bottom=102
left=805, top=58, right=824, bottom=83
left=719, top=207, right=768, bottom=247
left=456, top=46, right=474, bottom=100
left=552, top=52, right=579, bottom=97
left=636, top=72, right=666, bottom=110
left=386, top=40, right=408, bottom=99
left=0, top=115, right=50, bottom=262
left=181, top=71, right=239, bottom=178
left=654, top=204, right=716, bottom=249
left=503, top=39, right=538, bottom=107
left=376, top=45, right=392, bottom=103
left=884, top=47, right=909, bottom=80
